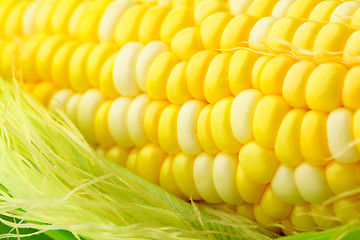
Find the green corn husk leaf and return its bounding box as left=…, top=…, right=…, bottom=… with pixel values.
left=0, top=77, right=280, bottom=240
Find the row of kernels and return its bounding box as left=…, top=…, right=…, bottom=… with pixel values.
left=229, top=0, right=360, bottom=25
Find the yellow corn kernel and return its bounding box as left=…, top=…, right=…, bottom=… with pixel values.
left=4, top=1, right=28, bottom=38
left=246, top=0, right=278, bottom=18
left=311, top=203, right=339, bottom=229
left=99, top=54, right=119, bottom=99
left=200, top=12, right=233, bottom=50
left=204, top=53, right=232, bottom=104
left=35, top=0, right=59, bottom=33
left=295, top=162, right=333, bottom=204
left=22, top=1, right=40, bottom=37
left=228, top=0, right=252, bottom=15
left=292, top=21, right=324, bottom=57
left=354, top=109, right=360, bottom=153
left=325, top=161, right=360, bottom=194
left=50, top=0, right=82, bottom=34
left=186, top=50, right=217, bottom=100
left=126, top=148, right=139, bottom=174
left=146, top=51, right=179, bottom=99
left=253, top=95, right=290, bottom=149
left=271, top=0, right=296, bottom=18
left=31, top=81, right=57, bottom=106
left=351, top=7, right=360, bottom=28
left=330, top=1, right=360, bottom=24
left=228, top=49, right=259, bottom=96
left=253, top=204, right=282, bottom=234
left=197, top=104, right=220, bottom=154
left=344, top=30, right=360, bottom=65
left=70, top=43, right=95, bottom=92
left=166, top=62, right=192, bottom=104
left=236, top=203, right=256, bottom=222
left=114, top=5, right=148, bottom=45
left=290, top=203, right=317, bottom=232
left=300, top=110, right=331, bottom=166
left=260, top=186, right=293, bottom=220
left=309, top=1, right=340, bottom=22
left=231, top=89, right=263, bottom=144
left=251, top=55, right=272, bottom=90
left=260, top=55, right=295, bottom=95
left=333, top=197, right=360, bottom=223
left=306, top=62, right=347, bottom=112
left=98, top=0, right=134, bottom=42
left=211, top=97, right=241, bottom=153
left=158, top=104, right=181, bottom=154
left=173, top=152, right=201, bottom=200
left=286, top=0, right=323, bottom=19
left=171, top=27, right=204, bottom=61
left=282, top=60, right=316, bottom=109
left=108, top=97, right=133, bottom=147
left=76, top=89, right=104, bottom=143
left=236, top=163, right=266, bottom=204
left=271, top=165, right=304, bottom=204
left=127, top=94, right=150, bottom=147
left=194, top=0, right=227, bottom=26
left=177, top=100, right=205, bottom=155
left=275, top=109, right=306, bottom=167
left=52, top=41, right=79, bottom=88
left=105, top=145, right=129, bottom=166
left=193, top=152, right=222, bottom=203
left=137, top=143, right=167, bottom=184
left=113, top=42, right=143, bottom=97
left=144, top=100, right=169, bottom=145
left=87, top=43, right=117, bottom=88
left=161, top=6, right=193, bottom=45
left=239, top=141, right=279, bottom=184
left=94, top=100, right=116, bottom=148
left=220, top=14, right=257, bottom=52
left=248, top=17, right=277, bottom=52
left=0, top=1, right=17, bottom=35
left=65, top=93, right=81, bottom=126
left=68, top=1, right=91, bottom=37
left=139, top=6, right=169, bottom=43
left=159, top=155, right=186, bottom=199
left=327, top=108, right=359, bottom=163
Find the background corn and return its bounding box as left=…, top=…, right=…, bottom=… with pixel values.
left=1, top=0, right=360, bottom=235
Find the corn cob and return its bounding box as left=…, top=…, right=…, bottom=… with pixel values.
left=1, top=0, right=360, bottom=236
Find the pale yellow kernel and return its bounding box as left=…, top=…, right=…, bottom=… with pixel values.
left=330, top=1, right=360, bottom=24
left=333, top=197, right=360, bottom=223
left=35, top=0, right=59, bottom=33
left=271, top=0, right=296, bottom=18
left=49, top=89, right=74, bottom=111
left=351, top=7, right=360, bottom=28
left=194, top=0, right=227, bottom=26
left=228, top=0, right=252, bottom=15
left=344, top=30, right=360, bottom=65
left=309, top=1, right=340, bottom=22
left=65, top=93, right=82, bottom=126
left=248, top=17, right=277, bottom=52
left=160, top=155, right=187, bottom=199
left=22, top=1, right=40, bottom=36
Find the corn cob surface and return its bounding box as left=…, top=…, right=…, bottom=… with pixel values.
left=1, top=0, right=360, bottom=236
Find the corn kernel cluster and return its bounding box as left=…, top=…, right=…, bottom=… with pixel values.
left=1, top=0, right=360, bottom=235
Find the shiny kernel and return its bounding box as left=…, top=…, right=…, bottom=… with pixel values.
left=49, top=89, right=73, bottom=110
left=137, top=143, right=167, bottom=184
left=213, top=153, right=243, bottom=205
left=193, top=152, right=222, bottom=203
left=330, top=1, right=360, bottom=24
left=173, top=152, right=201, bottom=200
left=295, top=162, right=333, bottom=204
left=70, top=43, right=95, bottom=92
left=239, top=141, right=279, bottom=184
left=313, top=23, right=353, bottom=62
left=204, top=53, right=232, bottom=104
left=327, top=108, right=359, bottom=163
left=186, top=50, right=217, bottom=100
left=166, top=62, right=192, bottom=104
left=158, top=104, right=181, bottom=154
left=286, top=0, right=323, bottom=19
left=260, top=55, right=295, bottom=95
left=194, top=0, right=227, bottom=26
left=160, top=155, right=186, bottom=199
left=309, top=1, right=340, bottom=22
left=211, top=97, right=241, bottom=153
left=282, top=60, right=316, bottom=109
left=94, top=101, right=115, bottom=148
left=127, top=94, right=150, bottom=147
left=271, top=165, right=304, bottom=204
left=251, top=55, right=272, bottom=90
left=260, top=186, right=293, bottom=220
left=220, top=14, right=257, bottom=52
left=248, top=17, right=277, bottom=52
left=68, top=1, right=91, bottom=37
left=139, top=6, right=169, bottom=43
left=201, top=12, right=233, bottom=50
left=351, top=7, right=360, bottom=28
left=275, top=109, right=306, bottom=167
left=99, top=54, right=119, bottom=99
left=344, top=30, right=360, bottom=65
left=306, top=62, right=347, bottom=112
left=326, top=161, right=360, bottom=194
left=108, top=97, right=133, bottom=147
left=253, top=95, right=290, bottom=149
left=136, top=41, right=169, bottom=93
left=35, top=0, right=59, bottom=33
left=292, top=21, right=324, bottom=57
left=177, top=100, right=205, bottom=155
left=32, top=82, right=57, bottom=106
left=126, top=148, right=139, bottom=173
left=228, top=0, right=252, bottom=15
left=105, top=146, right=129, bottom=166
left=228, top=50, right=259, bottom=96
left=50, top=0, right=82, bottom=34
left=231, top=89, right=263, bottom=144
left=113, top=42, right=143, bottom=97
left=246, top=0, right=278, bottom=18
left=76, top=89, right=104, bottom=143
left=171, top=27, right=204, bottom=61
left=271, top=0, right=296, bottom=18
left=236, top=163, right=266, bottom=204
left=161, top=6, right=193, bottom=44
left=22, top=1, right=40, bottom=36
left=98, top=0, right=134, bottom=42
left=197, top=104, right=220, bottom=154
left=300, top=111, right=331, bottom=166
left=144, top=100, right=168, bottom=144
left=114, top=5, right=147, bottom=45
